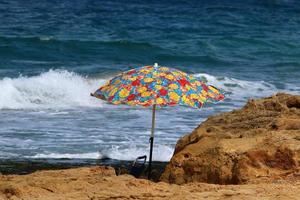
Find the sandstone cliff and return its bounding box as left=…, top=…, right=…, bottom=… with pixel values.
left=160, top=93, right=300, bottom=184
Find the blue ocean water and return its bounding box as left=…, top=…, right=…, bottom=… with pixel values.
left=0, top=0, right=299, bottom=162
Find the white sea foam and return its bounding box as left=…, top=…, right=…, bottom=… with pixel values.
left=0, top=70, right=106, bottom=109
left=0, top=151, right=20, bottom=158
left=28, top=145, right=174, bottom=161
left=284, top=83, right=300, bottom=94
left=194, top=73, right=277, bottom=99
left=30, top=152, right=103, bottom=159
left=102, top=145, right=174, bottom=161
left=39, top=36, right=53, bottom=41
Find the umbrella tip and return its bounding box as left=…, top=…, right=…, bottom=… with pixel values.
left=154, top=63, right=158, bottom=68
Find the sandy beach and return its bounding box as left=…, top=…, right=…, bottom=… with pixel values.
left=1, top=166, right=300, bottom=200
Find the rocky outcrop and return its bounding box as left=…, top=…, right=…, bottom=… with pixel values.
left=160, top=93, right=300, bottom=185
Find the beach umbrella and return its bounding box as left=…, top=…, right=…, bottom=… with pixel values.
left=91, top=63, right=224, bottom=179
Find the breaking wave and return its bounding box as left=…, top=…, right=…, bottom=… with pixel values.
left=0, top=70, right=105, bottom=109
left=0, top=69, right=282, bottom=110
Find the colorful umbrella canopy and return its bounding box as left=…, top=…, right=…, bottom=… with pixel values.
left=92, top=64, right=224, bottom=108
left=91, top=63, right=224, bottom=179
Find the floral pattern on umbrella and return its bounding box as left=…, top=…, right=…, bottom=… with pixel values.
left=92, top=65, right=224, bottom=108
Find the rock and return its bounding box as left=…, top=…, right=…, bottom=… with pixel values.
left=160, top=93, right=300, bottom=185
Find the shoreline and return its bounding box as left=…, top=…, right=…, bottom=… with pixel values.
left=0, top=158, right=168, bottom=181
left=0, top=93, right=299, bottom=199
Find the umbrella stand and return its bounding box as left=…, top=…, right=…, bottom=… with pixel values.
left=148, top=104, right=156, bottom=179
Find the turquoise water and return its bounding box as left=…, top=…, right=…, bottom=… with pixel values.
left=0, top=0, right=299, bottom=162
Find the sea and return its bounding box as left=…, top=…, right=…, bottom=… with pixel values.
left=0, top=0, right=299, bottom=168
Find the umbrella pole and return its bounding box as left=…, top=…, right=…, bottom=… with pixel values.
left=148, top=104, right=156, bottom=180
